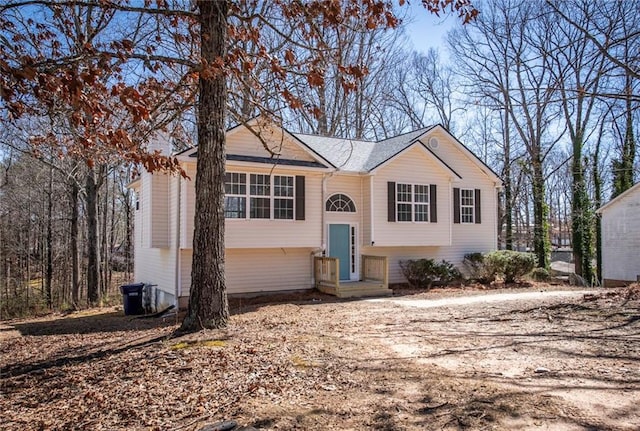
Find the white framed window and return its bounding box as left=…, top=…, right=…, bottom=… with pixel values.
left=224, top=172, right=246, bottom=218
left=273, top=175, right=294, bottom=219
left=224, top=172, right=295, bottom=220
left=396, top=183, right=430, bottom=222
left=414, top=184, right=429, bottom=222
left=249, top=174, right=271, bottom=219
left=460, top=188, right=475, bottom=223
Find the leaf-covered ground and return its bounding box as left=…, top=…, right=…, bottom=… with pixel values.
left=1, top=285, right=639, bottom=430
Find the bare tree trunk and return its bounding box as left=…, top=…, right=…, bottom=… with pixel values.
left=45, top=161, right=53, bottom=308
left=503, top=109, right=513, bottom=250
left=108, top=171, right=116, bottom=293
left=531, top=157, right=549, bottom=268
left=571, top=132, right=594, bottom=282
left=181, top=0, right=229, bottom=331
left=70, top=179, right=80, bottom=307
left=593, top=122, right=604, bottom=285
left=123, top=187, right=132, bottom=276
left=100, top=173, right=109, bottom=297
left=612, top=73, right=636, bottom=198
left=86, top=166, right=100, bottom=305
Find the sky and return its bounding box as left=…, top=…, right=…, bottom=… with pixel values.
left=404, top=3, right=459, bottom=54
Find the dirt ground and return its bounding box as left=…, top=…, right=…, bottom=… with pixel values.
left=1, top=284, right=639, bottom=431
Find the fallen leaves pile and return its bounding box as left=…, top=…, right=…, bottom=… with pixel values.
left=1, top=285, right=639, bottom=431
left=1, top=303, right=350, bottom=431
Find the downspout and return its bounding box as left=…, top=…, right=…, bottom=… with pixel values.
left=449, top=179, right=453, bottom=246
left=494, top=184, right=501, bottom=249
left=312, top=172, right=332, bottom=288
left=174, top=175, right=181, bottom=307
left=369, top=174, right=375, bottom=246
left=321, top=171, right=334, bottom=253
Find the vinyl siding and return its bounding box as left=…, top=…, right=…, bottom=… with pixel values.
left=179, top=165, right=323, bottom=249
left=227, top=126, right=317, bottom=162
left=134, top=171, right=179, bottom=300
left=362, top=176, right=372, bottom=246
left=361, top=245, right=484, bottom=284
left=133, top=125, right=500, bottom=299
left=179, top=249, right=192, bottom=296
left=371, top=145, right=452, bottom=246
left=149, top=173, right=170, bottom=248
left=601, top=189, right=640, bottom=282
left=180, top=163, right=197, bottom=249
left=424, top=129, right=499, bottom=252
left=324, top=174, right=363, bottom=226
left=180, top=247, right=314, bottom=294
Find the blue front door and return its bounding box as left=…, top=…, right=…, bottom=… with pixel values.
left=329, top=224, right=350, bottom=281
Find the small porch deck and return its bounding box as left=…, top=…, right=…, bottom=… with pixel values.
left=314, top=255, right=392, bottom=298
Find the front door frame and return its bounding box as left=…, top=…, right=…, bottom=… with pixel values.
left=327, top=222, right=359, bottom=281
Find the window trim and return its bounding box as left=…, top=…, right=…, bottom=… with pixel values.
left=460, top=188, right=475, bottom=224
left=396, top=182, right=431, bottom=223
left=224, top=172, right=247, bottom=219
left=224, top=172, right=298, bottom=221
left=272, top=174, right=295, bottom=220
left=326, top=193, right=357, bottom=212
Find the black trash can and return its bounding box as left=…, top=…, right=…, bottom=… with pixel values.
left=120, top=283, right=145, bottom=315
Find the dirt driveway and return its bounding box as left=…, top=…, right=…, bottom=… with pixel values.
left=1, top=285, right=639, bottom=430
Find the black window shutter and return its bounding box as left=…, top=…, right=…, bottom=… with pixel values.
left=430, top=184, right=437, bottom=222
left=387, top=181, right=396, bottom=222
left=474, top=188, right=481, bottom=224
left=295, top=176, right=305, bottom=220
left=453, top=187, right=460, bottom=224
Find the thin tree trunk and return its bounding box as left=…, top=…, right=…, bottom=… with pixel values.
left=45, top=161, right=53, bottom=308
left=123, top=187, right=132, bottom=276
left=108, top=172, right=116, bottom=293
left=86, top=167, right=100, bottom=305
left=503, top=109, right=513, bottom=250
left=100, top=173, right=109, bottom=297
left=181, top=0, right=229, bottom=331
left=571, top=131, right=594, bottom=282
left=70, top=180, right=80, bottom=307
left=593, top=148, right=602, bottom=285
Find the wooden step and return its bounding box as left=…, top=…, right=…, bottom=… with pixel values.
left=336, top=287, right=393, bottom=298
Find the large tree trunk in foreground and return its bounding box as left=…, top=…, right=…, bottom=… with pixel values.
left=181, top=0, right=229, bottom=331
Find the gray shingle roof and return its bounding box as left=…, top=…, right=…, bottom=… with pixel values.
left=294, top=127, right=434, bottom=173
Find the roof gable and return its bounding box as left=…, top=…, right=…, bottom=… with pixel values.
left=174, top=120, right=500, bottom=183
left=596, top=182, right=640, bottom=214
left=296, top=127, right=435, bottom=173
left=296, top=125, right=498, bottom=185
left=369, top=140, right=462, bottom=179
left=428, top=125, right=502, bottom=185
left=176, top=119, right=333, bottom=169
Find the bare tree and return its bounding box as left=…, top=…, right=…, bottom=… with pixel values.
left=449, top=0, right=561, bottom=266
left=545, top=0, right=610, bottom=282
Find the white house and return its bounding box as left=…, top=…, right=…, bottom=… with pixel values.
left=129, top=119, right=502, bottom=310
left=596, top=182, right=640, bottom=286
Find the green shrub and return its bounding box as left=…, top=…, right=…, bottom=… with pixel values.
left=463, top=252, right=498, bottom=284
left=530, top=267, right=550, bottom=282
left=399, top=258, right=462, bottom=289
left=485, top=250, right=537, bottom=283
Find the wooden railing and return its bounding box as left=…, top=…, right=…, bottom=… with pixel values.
left=314, top=256, right=339, bottom=291
left=361, top=255, right=388, bottom=286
